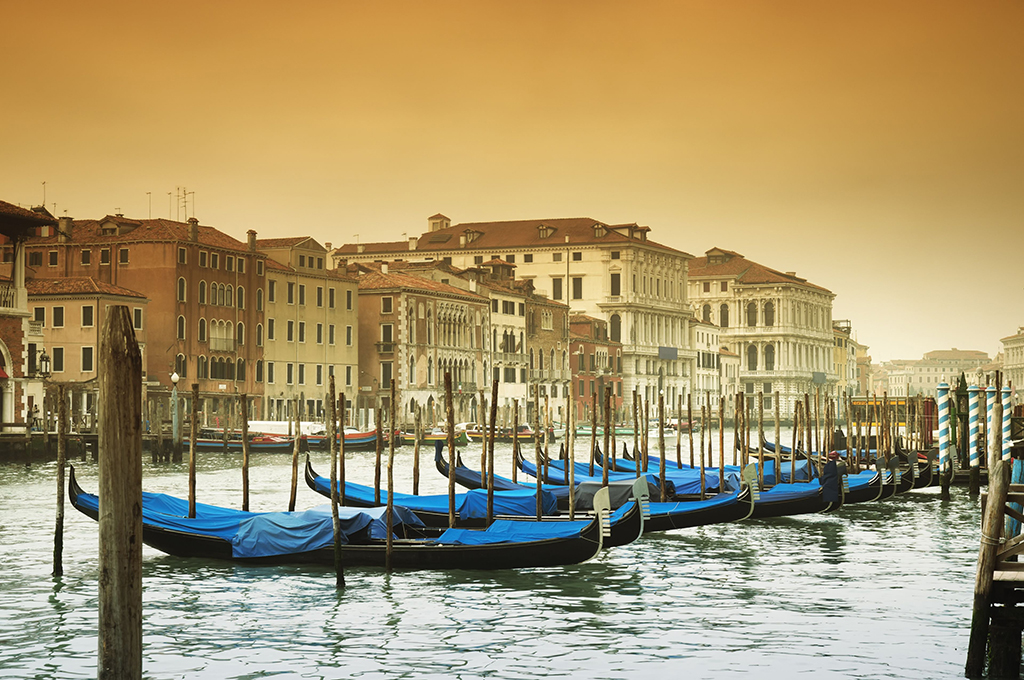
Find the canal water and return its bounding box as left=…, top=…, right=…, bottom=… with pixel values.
left=0, top=434, right=980, bottom=679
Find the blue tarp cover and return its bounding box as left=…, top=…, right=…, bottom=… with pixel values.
left=315, top=477, right=559, bottom=519
left=524, top=456, right=740, bottom=495
left=436, top=518, right=586, bottom=546
left=757, top=482, right=821, bottom=503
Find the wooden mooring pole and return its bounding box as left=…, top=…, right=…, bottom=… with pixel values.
left=97, top=306, right=143, bottom=680
left=328, top=375, right=345, bottom=589
left=52, top=384, right=67, bottom=578
left=240, top=393, right=250, bottom=512
left=188, top=384, right=199, bottom=518
left=445, top=373, right=456, bottom=528
left=386, top=379, right=396, bottom=571
left=966, top=458, right=1009, bottom=678
left=289, top=398, right=301, bottom=512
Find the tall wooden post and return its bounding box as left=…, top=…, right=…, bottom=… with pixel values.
left=657, top=391, right=665, bottom=502
left=240, top=394, right=250, bottom=512
left=632, top=390, right=641, bottom=478
left=603, top=386, right=611, bottom=487
left=97, top=306, right=143, bottom=680
left=791, top=400, right=800, bottom=483
left=698, top=398, right=706, bottom=500
left=774, top=391, right=781, bottom=484
left=487, top=379, right=498, bottom=523
left=757, top=391, right=765, bottom=490
left=289, top=398, right=301, bottom=512
left=445, top=373, right=456, bottom=528
left=589, top=388, right=597, bottom=477
left=339, top=391, right=347, bottom=505
left=386, top=379, right=396, bottom=570
left=567, top=394, right=575, bottom=520
left=412, top=407, right=421, bottom=495
left=511, top=399, right=519, bottom=484
left=52, top=384, right=67, bottom=578
left=718, top=397, right=725, bottom=491
left=373, top=400, right=383, bottom=506
left=733, top=392, right=740, bottom=466
left=966, top=459, right=1009, bottom=677
left=188, top=384, right=199, bottom=517
left=534, top=384, right=543, bottom=519
left=328, top=376, right=345, bottom=589
left=684, top=394, right=691, bottom=469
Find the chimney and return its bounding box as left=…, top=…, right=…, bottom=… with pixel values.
left=381, top=262, right=388, bottom=275
left=188, top=217, right=199, bottom=243
left=409, top=236, right=417, bottom=251
left=357, top=244, right=365, bottom=254
left=57, top=216, right=72, bottom=243
left=459, top=234, right=466, bottom=247
left=785, top=271, right=796, bottom=276
left=325, top=242, right=332, bottom=251
left=247, top=229, right=257, bottom=252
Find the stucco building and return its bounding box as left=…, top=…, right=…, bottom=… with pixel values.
left=1001, top=328, right=1024, bottom=399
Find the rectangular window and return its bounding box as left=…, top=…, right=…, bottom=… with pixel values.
left=226, top=256, right=234, bottom=272
left=238, top=257, right=245, bottom=274
left=255, top=360, right=263, bottom=383
left=572, top=277, right=583, bottom=300
left=49, top=251, right=58, bottom=266
left=177, top=247, right=187, bottom=264
left=101, top=248, right=111, bottom=265
left=28, top=251, right=42, bottom=267
left=518, top=303, right=525, bottom=316
left=81, top=346, right=94, bottom=372
left=33, top=307, right=45, bottom=325
left=299, top=255, right=306, bottom=268
left=316, top=364, right=323, bottom=386
left=578, top=380, right=584, bottom=396
left=287, top=363, right=294, bottom=385
left=267, top=362, right=275, bottom=384
left=524, top=253, right=533, bottom=263
left=329, top=324, right=336, bottom=345
left=287, top=282, right=295, bottom=304
left=81, top=305, right=94, bottom=327
left=346, top=325, right=353, bottom=346
left=703, top=281, right=711, bottom=293
left=287, top=320, right=294, bottom=342
left=268, top=318, right=276, bottom=340
left=492, top=299, right=499, bottom=312
left=552, top=252, right=562, bottom=262
left=53, top=306, right=65, bottom=328
left=316, top=287, right=323, bottom=308
left=552, top=278, right=563, bottom=300
left=119, top=248, right=129, bottom=264
left=381, top=324, right=393, bottom=343
left=268, top=280, right=276, bottom=302
left=329, top=288, right=336, bottom=309
left=345, top=365, right=353, bottom=387
left=317, top=257, right=324, bottom=269
left=610, top=273, right=620, bottom=297
left=256, top=259, right=264, bottom=276
left=298, top=322, right=305, bottom=343
left=53, top=347, right=65, bottom=373
left=572, top=251, right=582, bottom=261
left=346, top=289, right=352, bottom=310
left=298, top=364, right=305, bottom=385
left=316, top=323, right=323, bottom=344
left=721, top=281, right=728, bottom=292
left=133, top=307, right=143, bottom=330
left=504, top=367, right=516, bottom=383
left=611, top=251, right=620, bottom=260
left=474, top=255, right=484, bottom=264
left=505, top=254, right=515, bottom=263
left=381, top=361, right=393, bottom=386
left=211, top=253, right=219, bottom=269
left=298, top=285, right=305, bottom=306
left=81, top=250, right=92, bottom=265
left=381, top=296, right=393, bottom=314
left=199, top=251, right=208, bottom=267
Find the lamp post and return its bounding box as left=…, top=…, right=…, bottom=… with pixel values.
left=170, top=372, right=181, bottom=461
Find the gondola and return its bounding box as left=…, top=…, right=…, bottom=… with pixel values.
left=192, top=430, right=301, bottom=454
left=69, top=466, right=607, bottom=570
left=305, top=457, right=645, bottom=548
left=306, top=428, right=404, bottom=451
left=437, top=443, right=755, bottom=532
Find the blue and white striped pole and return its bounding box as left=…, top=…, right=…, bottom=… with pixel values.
left=1003, top=385, right=1013, bottom=462
left=968, top=385, right=980, bottom=469
left=938, top=382, right=951, bottom=474
left=987, top=385, right=997, bottom=468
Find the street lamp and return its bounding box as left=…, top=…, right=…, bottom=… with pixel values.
left=170, top=371, right=181, bottom=459
left=37, top=348, right=51, bottom=379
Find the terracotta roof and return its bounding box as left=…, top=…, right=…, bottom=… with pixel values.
left=256, top=237, right=314, bottom=249
left=26, top=276, right=146, bottom=299
left=689, top=248, right=832, bottom=294
left=720, top=348, right=739, bottom=357
left=334, top=217, right=691, bottom=257
left=0, top=200, right=57, bottom=226
left=25, top=216, right=255, bottom=252
left=353, top=265, right=487, bottom=301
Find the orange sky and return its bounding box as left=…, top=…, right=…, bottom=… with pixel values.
left=3, top=0, right=1022, bottom=362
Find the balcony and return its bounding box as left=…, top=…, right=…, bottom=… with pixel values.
left=496, top=352, right=527, bottom=364
left=375, top=341, right=395, bottom=354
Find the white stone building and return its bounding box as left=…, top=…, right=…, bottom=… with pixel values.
left=333, top=215, right=696, bottom=413
left=1002, top=328, right=1024, bottom=399
left=688, top=248, right=837, bottom=418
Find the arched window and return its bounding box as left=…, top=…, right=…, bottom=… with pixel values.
left=198, top=318, right=207, bottom=343
left=226, top=321, right=233, bottom=347
left=255, top=360, right=264, bottom=383
left=175, top=353, right=187, bottom=377
left=237, top=322, right=245, bottom=346
left=427, top=357, right=434, bottom=385
left=197, top=355, right=207, bottom=378
left=256, top=323, right=264, bottom=346
left=199, top=280, right=207, bottom=305
left=236, top=286, right=244, bottom=310
left=409, top=355, right=416, bottom=384
left=177, top=315, right=186, bottom=340
left=747, top=344, right=758, bottom=371
left=764, top=301, right=775, bottom=327
left=226, top=285, right=233, bottom=308
left=610, top=314, right=621, bottom=342
left=764, top=344, right=775, bottom=371
left=407, top=305, right=416, bottom=344
left=426, top=310, right=433, bottom=345
left=257, top=288, right=264, bottom=311
left=720, top=304, right=729, bottom=328
left=177, top=277, right=186, bottom=302
left=236, top=358, right=244, bottom=381
left=746, top=302, right=757, bottom=327
left=702, top=304, right=711, bottom=323
left=218, top=284, right=225, bottom=306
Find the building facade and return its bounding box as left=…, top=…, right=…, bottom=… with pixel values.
left=257, top=237, right=359, bottom=422
left=1002, top=328, right=1024, bottom=399
left=688, top=248, right=837, bottom=418
left=568, top=315, right=623, bottom=422
left=333, top=215, right=696, bottom=414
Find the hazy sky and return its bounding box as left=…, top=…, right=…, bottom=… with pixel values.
left=3, top=1, right=1022, bottom=361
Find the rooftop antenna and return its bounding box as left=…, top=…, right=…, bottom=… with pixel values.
left=41, top=181, right=46, bottom=206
